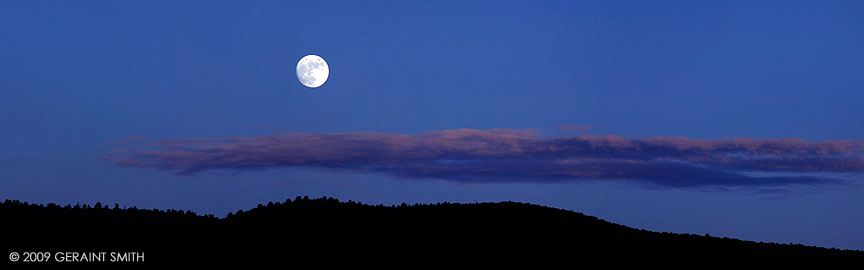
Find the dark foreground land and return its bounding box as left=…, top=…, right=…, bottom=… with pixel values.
left=1, top=196, right=862, bottom=266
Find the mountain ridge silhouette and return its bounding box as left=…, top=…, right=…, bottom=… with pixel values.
left=2, top=196, right=861, bottom=266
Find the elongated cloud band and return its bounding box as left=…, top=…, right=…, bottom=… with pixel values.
left=105, top=129, right=864, bottom=188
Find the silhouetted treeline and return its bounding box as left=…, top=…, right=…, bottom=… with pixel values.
left=1, top=196, right=862, bottom=266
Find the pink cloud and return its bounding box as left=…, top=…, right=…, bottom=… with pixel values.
left=105, top=129, right=864, bottom=188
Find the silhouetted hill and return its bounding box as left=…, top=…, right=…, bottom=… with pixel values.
left=1, top=196, right=862, bottom=266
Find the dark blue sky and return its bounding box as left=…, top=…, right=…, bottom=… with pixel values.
left=2, top=1, right=864, bottom=250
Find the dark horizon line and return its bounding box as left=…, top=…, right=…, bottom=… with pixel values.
left=2, top=195, right=862, bottom=253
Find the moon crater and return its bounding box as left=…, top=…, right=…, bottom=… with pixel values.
left=296, top=55, right=329, bottom=88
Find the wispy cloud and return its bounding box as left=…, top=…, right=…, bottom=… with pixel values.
left=105, top=129, right=864, bottom=188
left=99, top=136, right=151, bottom=147
left=558, top=125, right=592, bottom=132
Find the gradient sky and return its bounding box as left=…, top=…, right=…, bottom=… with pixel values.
left=2, top=1, right=864, bottom=250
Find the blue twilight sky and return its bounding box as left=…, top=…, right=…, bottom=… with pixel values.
left=2, top=1, right=864, bottom=250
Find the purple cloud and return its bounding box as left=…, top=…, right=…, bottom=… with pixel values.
left=558, top=125, right=592, bottom=132
left=105, top=129, right=864, bottom=188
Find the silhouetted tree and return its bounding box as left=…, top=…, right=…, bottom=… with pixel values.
left=1, top=195, right=862, bottom=266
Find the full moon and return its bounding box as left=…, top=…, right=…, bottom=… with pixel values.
left=296, top=55, right=329, bottom=88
